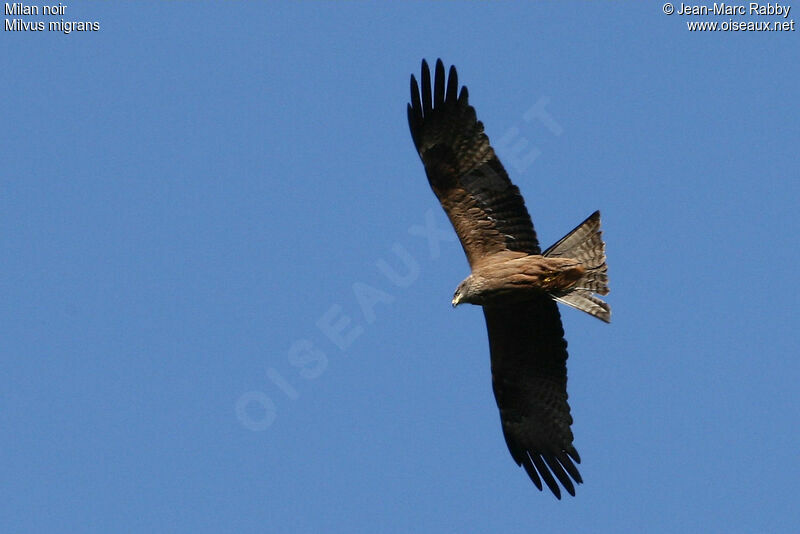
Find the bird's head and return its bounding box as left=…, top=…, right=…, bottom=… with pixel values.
left=452, top=279, right=471, bottom=307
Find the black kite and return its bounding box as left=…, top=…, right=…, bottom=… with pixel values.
left=407, top=59, right=610, bottom=499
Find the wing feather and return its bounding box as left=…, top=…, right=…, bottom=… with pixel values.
left=408, top=59, right=541, bottom=266
left=484, top=296, right=582, bottom=498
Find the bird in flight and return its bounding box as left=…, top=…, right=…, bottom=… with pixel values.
left=407, top=59, right=610, bottom=499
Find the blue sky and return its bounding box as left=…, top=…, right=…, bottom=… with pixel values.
left=3, top=2, right=799, bottom=532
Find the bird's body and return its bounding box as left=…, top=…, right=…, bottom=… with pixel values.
left=453, top=251, right=586, bottom=307
left=407, top=59, right=611, bottom=499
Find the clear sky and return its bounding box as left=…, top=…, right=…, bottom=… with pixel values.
left=3, top=2, right=799, bottom=532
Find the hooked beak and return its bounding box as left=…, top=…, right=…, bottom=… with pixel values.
left=451, top=295, right=461, bottom=308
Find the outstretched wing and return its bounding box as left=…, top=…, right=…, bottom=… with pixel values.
left=408, top=59, right=541, bottom=267
left=484, top=296, right=582, bottom=499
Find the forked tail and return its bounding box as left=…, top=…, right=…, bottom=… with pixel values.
left=543, top=211, right=610, bottom=323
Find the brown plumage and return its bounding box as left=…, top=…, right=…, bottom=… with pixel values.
left=407, top=59, right=611, bottom=498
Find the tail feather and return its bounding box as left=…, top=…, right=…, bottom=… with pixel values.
left=555, top=291, right=611, bottom=323
left=544, top=211, right=610, bottom=321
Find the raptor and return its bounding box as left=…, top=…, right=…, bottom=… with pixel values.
left=408, top=59, right=610, bottom=498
